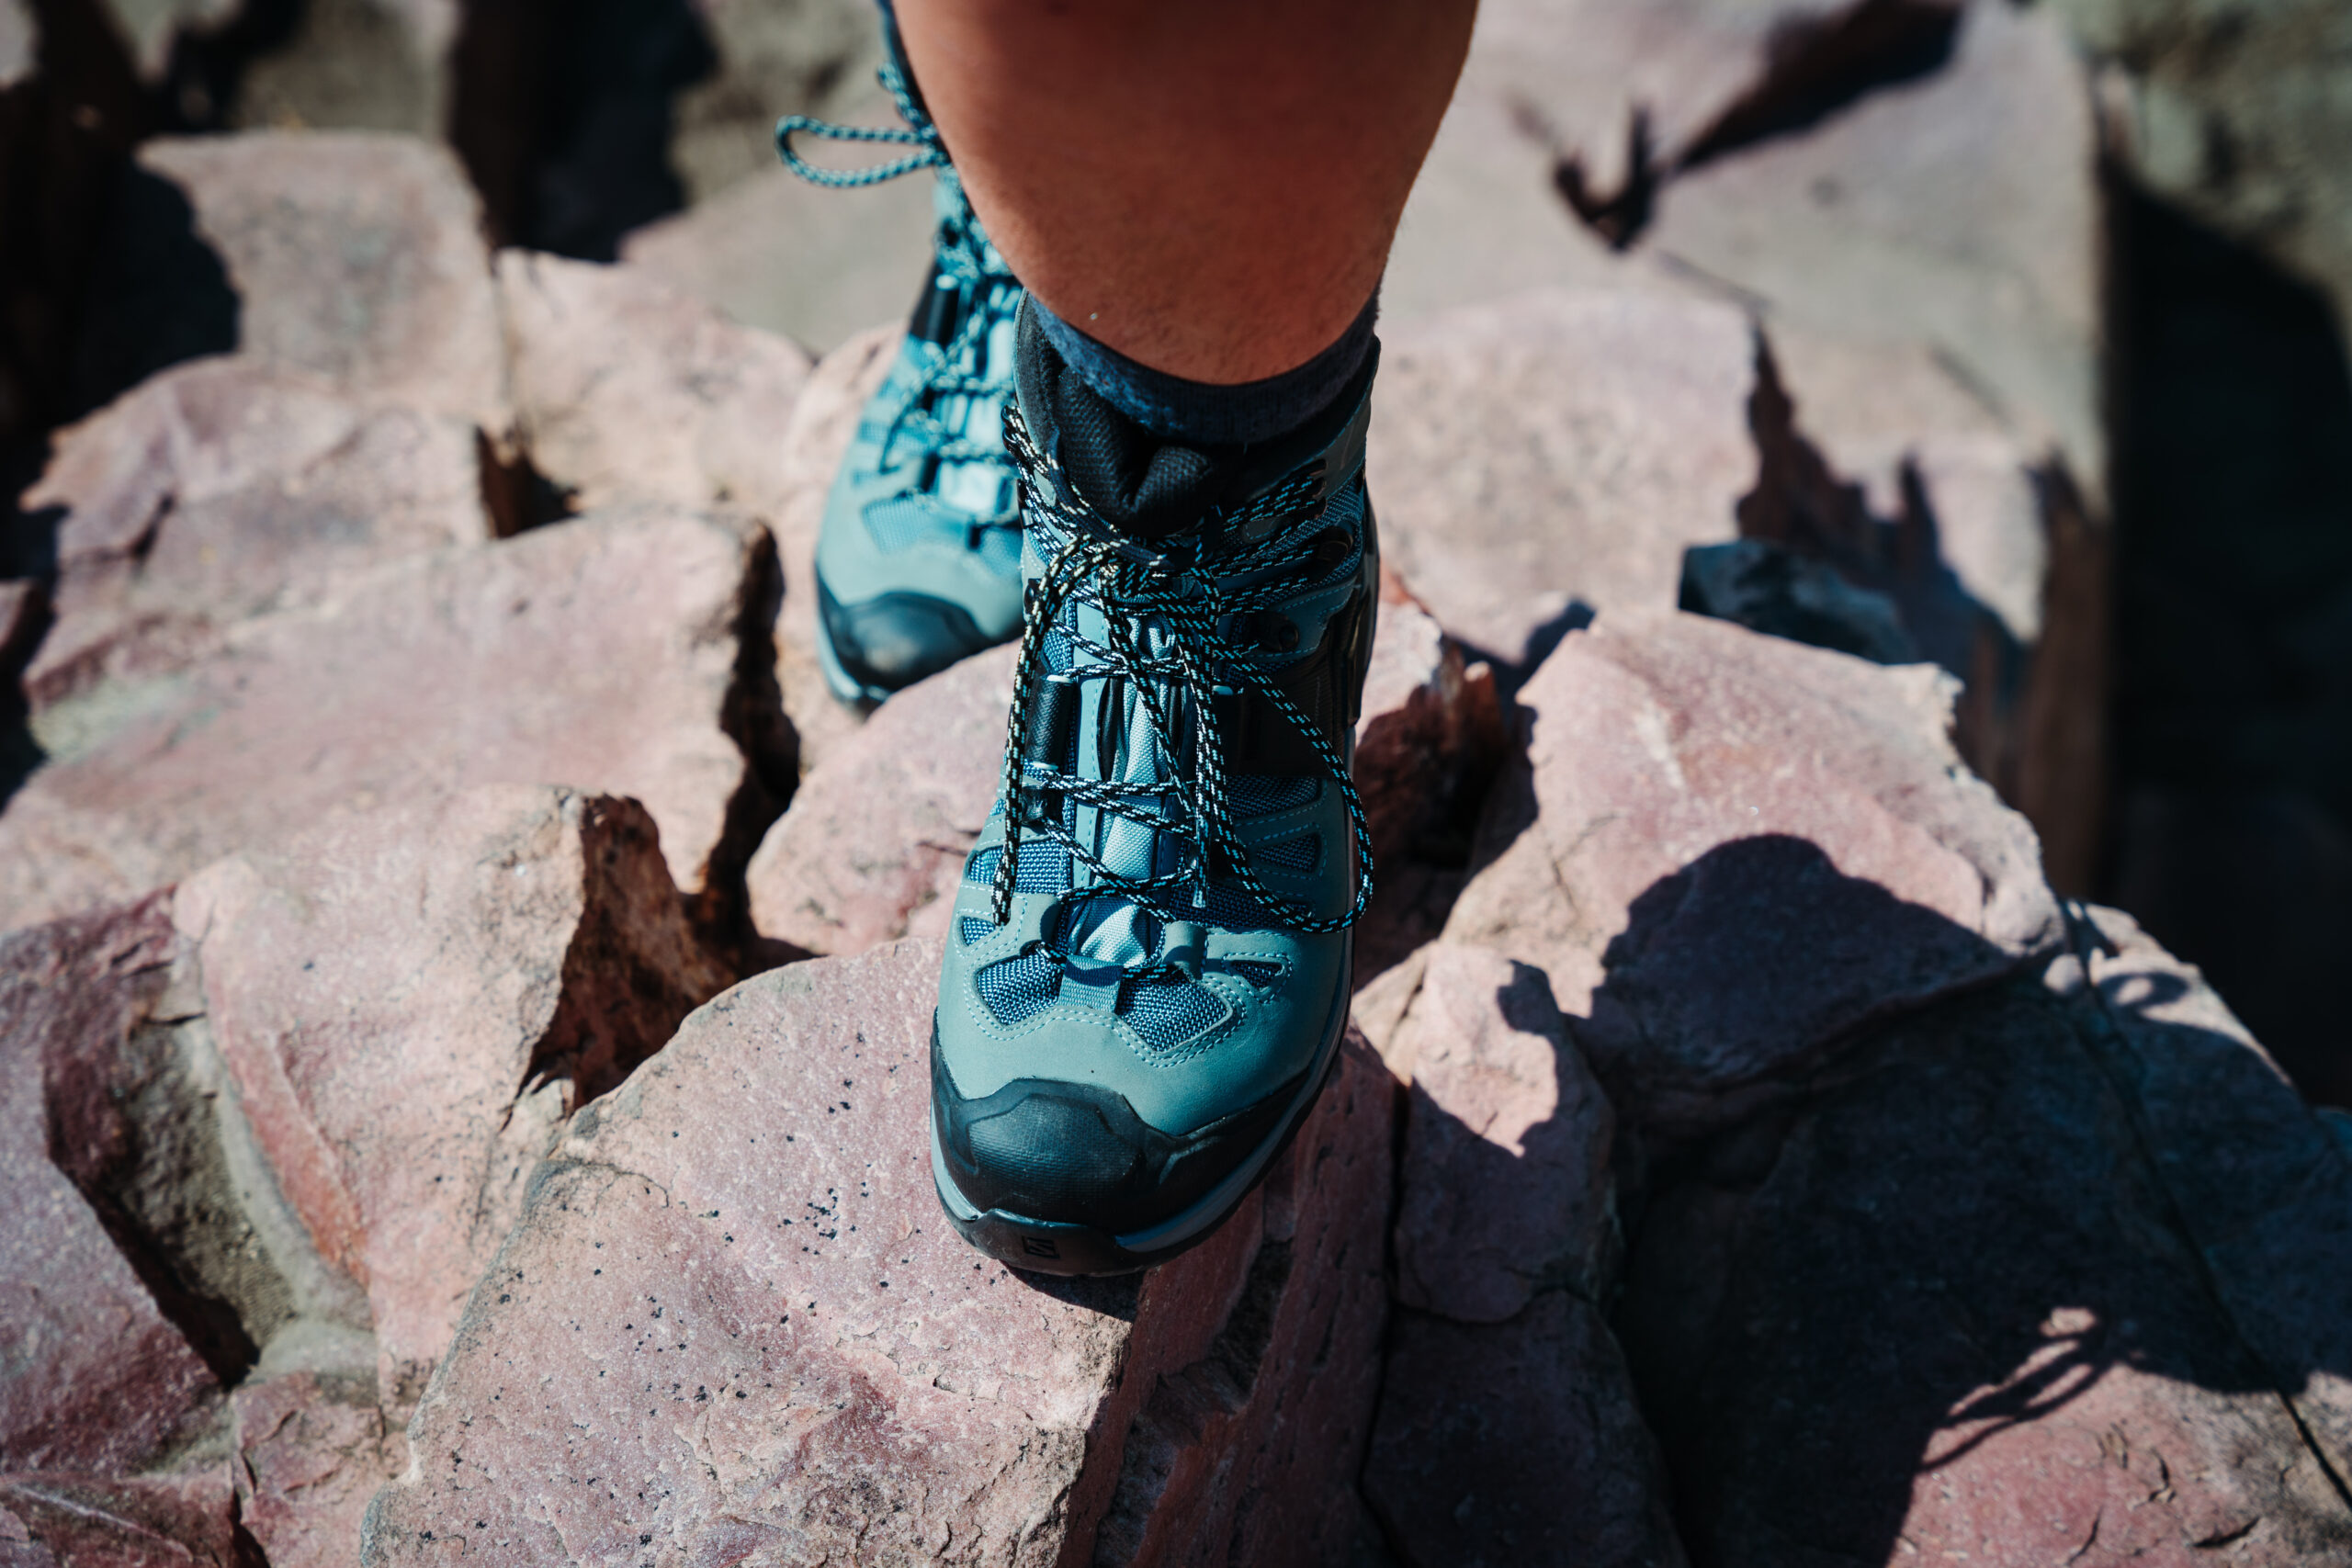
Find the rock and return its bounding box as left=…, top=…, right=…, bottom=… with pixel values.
left=766, top=321, right=896, bottom=775
left=137, top=131, right=508, bottom=432
left=1365, top=1294, right=1686, bottom=1568
left=746, top=641, right=1015, bottom=956
left=0, top=1465, right=245, bottom=1566
left=179, top=784, right=729, bottom=1409
left=2062, top=902, right=2352, bottom=1491
left=17, top=356, right=489, bottom=705
left=620, top=164, right=934, bottom=358
left=668, top=0, right=879, bottom=208
left=1445, top=609, right=2062, bottom=1139
left=0, top=507, right=788, bottom=935
left=0, top=896, right=221, bottom=1474
left=1374, top=943, right=1618, bottom=1325
left=0, top=578, right=42, bottom=683
left=1368, top=288, right=1757, bottom=673
left=1646, top=1, right=2104, bottom=495
left=0, top=0, right=30, bottom=90
left=2051, top=0, right=2352, bottom=344
left=362, top=940, right=1394, bottom=1566
left=744, top=597, right=1498, bottom=978
left=233, top=1362, right=409, bottom=1568
left=1616, top=969, right=2352, bottom=1562
left=493, top=250, right=812, bottom=520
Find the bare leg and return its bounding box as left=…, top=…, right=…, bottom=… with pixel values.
left=892, top=0, right=1478, bottom=385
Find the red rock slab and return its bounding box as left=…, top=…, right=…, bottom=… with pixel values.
left=178, top=785, right=729, bottom=1410
left=1369, top=288, right=1755, bottom=671
left=0, top=506, right=785, bottom=933
left=361, top=940, right=1393, bottom=1567
left=0, top=897, right=220, bottom=1474
left=2061, top=903, right=2352, bottom=1496
left=0, top=1466, right=244, bottom=1567
left=745, top=641, right=1015, bottom=956
left=1616, top=979, right=2352, bottom=1565
left=1446, top=608, right=2061, bottom=1137
left=234, top=1368, right=409, bottom=1568
left=494, top=251, right=812, bottom=521
left=19, top=357, right=488, bottom=705
left=139, top=132, right=508, bottom=433
left=1364, top=1293, right=1686, bottom=1568
left=1373, top=942, right=1618, bottom=1325
left=769, top=322, right=898, bottom=777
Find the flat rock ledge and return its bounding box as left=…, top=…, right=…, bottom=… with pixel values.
left=361, top=941, right=1394, bottom=1567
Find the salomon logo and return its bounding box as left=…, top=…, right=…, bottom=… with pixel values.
left=1022, top=1235, right=1060, bottom=1259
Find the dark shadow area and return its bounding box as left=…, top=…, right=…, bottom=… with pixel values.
left=66, top=159, right=241, bottom=421
left=1557, top=838, right=2352, bottom=1562
left=449, top=0, right=717, bottom=257
left=1677, top=0, right=1962, bottom=175
left=2102, top=181, right=2352, bottom=1108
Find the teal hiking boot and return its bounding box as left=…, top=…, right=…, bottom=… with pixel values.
left=931, top=307, right=1382, bottom=1276
left=778, top=63, right=1025, bottom=705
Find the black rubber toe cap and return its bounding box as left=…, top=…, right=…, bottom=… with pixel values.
left=932, top=1033, right=1300, bottom=1235
left=819, top=581, right=992, bottom=695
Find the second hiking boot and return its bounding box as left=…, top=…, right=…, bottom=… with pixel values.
left=931, top=304, right=1381, bottom=1276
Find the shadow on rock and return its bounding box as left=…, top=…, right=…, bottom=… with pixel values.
left=1597, top=842, right=2352, bottom=1563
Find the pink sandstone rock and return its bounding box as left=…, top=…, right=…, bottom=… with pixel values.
left=1616, top=975, right=2352, bottom=1564
left=138, top=132, right=508, bottom=433
left=234, top=1367, right=410, bottom=1568
left=0, top=897, right=220, bottom=1474
left=744, top=598, right=1497, bottom=979
left=1365, top=1292, right=1687, bottom=1568
left=1374, top=942, right=1618, bottom=1325
left=1445, top=609, right=2062, bottom=1137
left=18, top=356, right=488, bottom=705
left=361, top=940, right=1393, bottom=1566
left=768, top=322, right=898, bottom=776
left=0, top=507, right=787, bottom=934
left=178, top=785, right=729, bottom=1410
left=1369, top=288, right=1756, bottom=670
left=0, top=1465, right=245, bottom=1566
left=493, top=251, right=813, bottom=521
left=745, top=641, right=1015, bottom=955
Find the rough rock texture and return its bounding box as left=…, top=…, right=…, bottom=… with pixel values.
left=746, top=640, right=1014, bottom=956
left=136, top=132, right=508, bottom=432
left=1369, top=288, right=1757, bottom=673
left=494, top=250, right=812, bottom=520
left=1615, top=960, right=2352, bottom=1563
left=745, top=597, right=1498, bottom=980
left=363, top=940, right=1394, bottom=1566
left=2052, top=0, right=2352, bottom=347
left=1, top=507, right=786, bottom=934
left=1647, top=0, right=2104, bottom=492
left=18, top=355, right=489, bottom=705
left=1354, top=943, right=1681, bottom=1568
left=767, top=321, right=898, bottom=774
left=178, top=785, right=729, bottom=1410
left=1445, top=609, right=2063, bottom=1138
left=232, top=1360, right=412, bottom=1568
left=0, top=1466, right=246, bottom=1566
left=0, top=896, right=221, bottom=1475
left=1366, top=1294, right=1687, bottom=1568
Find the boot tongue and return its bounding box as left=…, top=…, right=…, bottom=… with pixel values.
left=1045, top=349, right=1240, bottom=542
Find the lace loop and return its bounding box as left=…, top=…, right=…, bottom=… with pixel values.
left=989, top=401, right=1376, bottom=944
left=774, top=60, right=944, bottom=187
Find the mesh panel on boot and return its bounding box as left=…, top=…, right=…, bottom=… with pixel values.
left=975, top=951, right=1061, bottom=1026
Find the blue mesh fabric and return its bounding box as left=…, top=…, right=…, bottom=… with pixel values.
left=1230, top=776, right=1317, bottom=817
left=958, top=916, right=995, bottom=946
left=1256, top=832, right=1319, bottom=874
left=1226, top=959, right=1283, bottom=987
left=1120, top=976, right=1227, bottom=1054
left=863, top=496, right=948, bottom=555
left=975, top=525, right=1022, bottom=576
left=975, top=952, right=1061, bottom=1025
left=965, top=841, right=1069, bottom=892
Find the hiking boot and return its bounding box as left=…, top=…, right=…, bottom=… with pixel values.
left=930, top=304, right=1381, bottom=1275
left=779, top=63, right=1025, bottom=705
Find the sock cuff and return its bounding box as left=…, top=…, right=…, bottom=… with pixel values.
left=1030, top=290, right=1380, bottom=446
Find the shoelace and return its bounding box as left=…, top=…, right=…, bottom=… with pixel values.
left=776, top=65, right=1022, bottom=537
left=988, top=401, right=1376, bottom=951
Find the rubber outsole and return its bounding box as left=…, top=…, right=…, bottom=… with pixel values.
left=930, top=948, right=1352, bottom=1276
